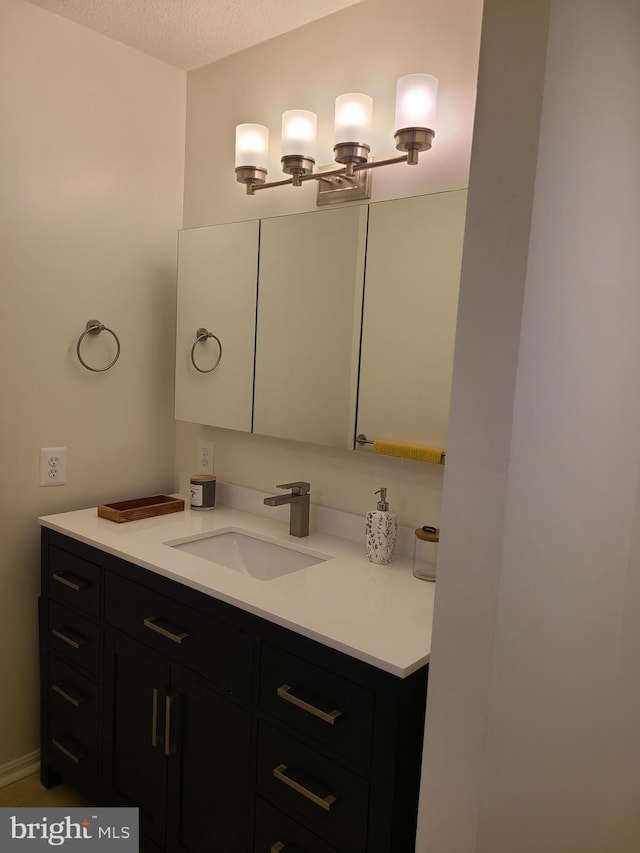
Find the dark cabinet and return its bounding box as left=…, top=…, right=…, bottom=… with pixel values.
left=40, top=527, right=428, bottom=853
left=168, top=669, right=252, bottom=853
left=254, top=797, right=342, bottom=852
left=104, top=570, right=254, bottom=702
left=259, top=643, right=375, bottom=771
left=47, top=649, right=101, bottom=799
left=256, top=719, right=370, bottom=852
left=40, top=536, right=103, bottom=802
left=103, top=633, right=169, bottom=847
left=102, top=633, right=252, bottom=852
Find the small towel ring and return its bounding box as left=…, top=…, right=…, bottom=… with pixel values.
left=76, top=320, right=121, bottom=372
left=191, top=327, right=223, bottom=373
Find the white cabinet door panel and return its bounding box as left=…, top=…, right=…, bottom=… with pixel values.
left=175, top=220, right=259, bottom=431
left=253, top=206, right=367, bottom=448
left=356, top=190, right=467, bottom=449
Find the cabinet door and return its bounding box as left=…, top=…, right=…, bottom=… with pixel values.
left=356, top=190, right=467, bottom=449
left=175, top=220, right=259, bottom=430
left=168, top=669, right=252, bottom=853
left=103, top=634, right=170, bottom=850
left=253, top=206, right=367, bottom=448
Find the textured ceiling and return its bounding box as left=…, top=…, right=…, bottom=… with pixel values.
left=24, top=0, right=363, bottom=70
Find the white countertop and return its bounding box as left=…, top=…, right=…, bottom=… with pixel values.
left=39, top=503, right=434, bottom=677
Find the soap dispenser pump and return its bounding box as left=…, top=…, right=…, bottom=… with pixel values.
left=365, top=487, right=398, bottom=564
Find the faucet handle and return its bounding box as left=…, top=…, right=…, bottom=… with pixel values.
left=275, top=482, right=310, bottom=495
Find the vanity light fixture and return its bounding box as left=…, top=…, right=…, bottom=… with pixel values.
left=281, top=109, right=318, bottom=184
left=235, top=74, right=437, bottom=206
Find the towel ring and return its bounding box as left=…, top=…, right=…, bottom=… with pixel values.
left=76, top=320, right=121, bottom=372
left=191, top=327, right=223, bottom=373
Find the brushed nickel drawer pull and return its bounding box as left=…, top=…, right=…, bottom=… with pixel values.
left=52, top=628, right=83, bottom=650
left=151, top=687, right=164, bottom=748
left=52, top=572, right=87, bottom=592
left=272, top=763, right=336, bottom=812
left=143, top=617, right=189, bottom=644
left=52, top=682, right=85, bottom=708
left=277, top=684, right=342, bottom=725
left=165, top=694, right=178, bottom=757
left=52, top=738, right=83, bottom=764
left=271, top=844, right=285, bottom=852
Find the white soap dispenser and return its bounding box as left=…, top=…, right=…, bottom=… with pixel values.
left=365, top=487, right=398, bottom=564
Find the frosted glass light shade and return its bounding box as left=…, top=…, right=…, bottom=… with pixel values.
left=235, top=124, right=269, bottom=169
left=334, top=93, right=373, bottom=144
left=281, top=110, right=317, bottom=158
left=394, top=74, right=438, bottom=131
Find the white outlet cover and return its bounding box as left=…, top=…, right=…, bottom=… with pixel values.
left=40, top=446, right=67, bottom=486
left=197, top=440, right=214, bottom=474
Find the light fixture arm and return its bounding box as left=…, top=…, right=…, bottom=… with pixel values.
left=245, top=153, right=413, bottom=195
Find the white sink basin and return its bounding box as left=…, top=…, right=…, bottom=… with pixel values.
left=167, top=528, right=330, bottom=581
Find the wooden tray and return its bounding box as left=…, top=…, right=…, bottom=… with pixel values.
left=97, top=495, right=184, bottom=523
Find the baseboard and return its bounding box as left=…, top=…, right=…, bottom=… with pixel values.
left=0, top=750, right=40, bottom=789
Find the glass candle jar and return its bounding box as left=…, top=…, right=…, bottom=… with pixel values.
left=413, top=526, right=439, bottom=581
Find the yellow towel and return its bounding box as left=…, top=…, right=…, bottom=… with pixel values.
left=372, top=441, right=445, bottom=465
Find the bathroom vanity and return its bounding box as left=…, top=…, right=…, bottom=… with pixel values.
left=39, top=503, right=434, bottom=853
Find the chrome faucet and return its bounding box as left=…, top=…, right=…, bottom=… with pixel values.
left=263, top=482, right=310, bottom=538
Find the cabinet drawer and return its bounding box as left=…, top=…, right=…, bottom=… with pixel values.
left=254, top=797, right=341, bottom=853
left=104, top=572, right=253, bottom=701
left=49, top=656, right=99, bottom=738
left=260, top=644, right=374, bottom=768
left=49, top=602, right=100, bottom=676
left=48, top=729, right=99, bottom=792
left=47, top=545, right=101, bottom=617
left=257, top=721, right=369, bottom=853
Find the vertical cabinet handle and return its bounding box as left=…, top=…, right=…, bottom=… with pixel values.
left=165, top=694, right=178, bottom=757
left=151, top=687, right=164, bottom=748
left=52, top=572, right=87, bottom=592
left=272, top=764, right=336, bottom=812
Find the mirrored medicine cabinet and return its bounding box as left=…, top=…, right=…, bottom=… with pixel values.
left=174, top=189, right=467, bottom=453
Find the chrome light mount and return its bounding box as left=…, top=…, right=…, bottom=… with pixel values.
left=281, top=154, right=316, bottom=187
left=394, top=127, right=435, bottom=165
left=333, top=141, right=371, bottom=176
left=316, top=161, right=372, bottom=206
left=235, top=166, right=268, bottom=195
left=316, top=140, right=372, bottom=205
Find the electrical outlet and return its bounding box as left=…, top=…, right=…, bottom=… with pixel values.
left=40, top=447, right=67, bottom=486
left=197, top=440, right=214, bottom=474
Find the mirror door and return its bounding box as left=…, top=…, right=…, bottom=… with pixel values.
left=253, top=206, right=368, bottom=448
left=356, top=190, right=467, bottom=450
left=175, top=220, right=259, bottom=431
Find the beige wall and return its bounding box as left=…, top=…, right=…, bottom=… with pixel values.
left=0, top=0, right=185, bottom=768
left=176, top=0, right=483, bottom=529
left=421, top=0, right=640, bottom=850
